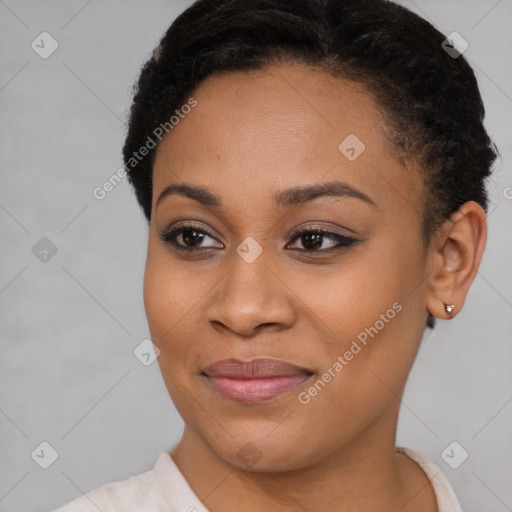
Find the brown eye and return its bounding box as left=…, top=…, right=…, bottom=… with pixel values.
left=287, top=228, right=358, bottom=252
left=180, top=229, right=206, bottom=247
left=160, top=224, right=359, bottom=254
left=160, top=223, right=223, bottom=251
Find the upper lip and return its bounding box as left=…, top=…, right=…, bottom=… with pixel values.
left=202, top=358, right=313, bottom=379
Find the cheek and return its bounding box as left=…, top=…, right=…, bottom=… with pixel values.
left=143, top=240, right=221, bottom=382
left=292, top=247, right=404, bottom=344
left=306, top=237, right=425, bottom=409
left=143, top=240, right=201, bottom=338
left=143, top=247, right=202, bottom=419
left=143, top=243, right=193, bottom=369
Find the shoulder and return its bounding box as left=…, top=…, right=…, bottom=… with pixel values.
left=397, top=446, right=463, bottom=512
left=51, top=467, right=165, bottom=512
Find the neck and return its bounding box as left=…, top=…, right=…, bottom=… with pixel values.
left=170, top=407, right=437, bottom=511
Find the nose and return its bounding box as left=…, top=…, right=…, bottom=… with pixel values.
left=206, top=250, right=296, bottom=337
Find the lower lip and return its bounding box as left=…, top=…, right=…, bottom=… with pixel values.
left=204, top=374, right=312, bottom=404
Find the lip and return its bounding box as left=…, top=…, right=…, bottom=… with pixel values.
left=202, top=358, right=314, bottom=404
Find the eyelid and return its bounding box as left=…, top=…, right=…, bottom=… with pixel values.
left=283, top=221, right=357, bottom=240
left=159, top=221, right=223, bottom=247
left=286, top=226, right=358, bottom=252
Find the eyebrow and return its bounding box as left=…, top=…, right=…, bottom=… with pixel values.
left=155, top=181, right=376, bottom=209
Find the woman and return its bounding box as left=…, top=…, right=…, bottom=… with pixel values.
left=53, top=0, right=497, bottom=510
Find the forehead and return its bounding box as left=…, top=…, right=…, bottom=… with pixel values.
left=152, top=63, right=421, bottom=214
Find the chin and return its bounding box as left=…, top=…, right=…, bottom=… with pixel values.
left=199, top=424, right=324, bottom=473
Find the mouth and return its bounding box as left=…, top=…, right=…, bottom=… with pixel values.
left=201, top=358, right=314, bottom=404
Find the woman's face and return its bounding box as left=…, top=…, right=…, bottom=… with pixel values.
left=145, top=63, right=431, bottom=471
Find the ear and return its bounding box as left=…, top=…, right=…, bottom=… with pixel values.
left=425, top=201, right=488, bottom=320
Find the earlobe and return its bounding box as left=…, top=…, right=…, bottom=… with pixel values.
left=425, top=201, right=487, bottom=321
left=443, top=303, right=455, bottom=316
left=427, top=302, right=456, bottom=320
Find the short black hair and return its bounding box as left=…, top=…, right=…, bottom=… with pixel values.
left=122, top=0, right=498, bottom=329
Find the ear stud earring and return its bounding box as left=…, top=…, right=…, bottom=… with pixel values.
left=444, top=303, right=455, bottom=315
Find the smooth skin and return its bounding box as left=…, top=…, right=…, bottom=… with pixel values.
left=144, top=63, right=487, bottom=511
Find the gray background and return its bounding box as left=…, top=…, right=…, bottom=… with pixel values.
left=0, top=1, right=510, bottom=511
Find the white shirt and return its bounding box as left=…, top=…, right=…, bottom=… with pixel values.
left=52, top=446, right=462, bottom=511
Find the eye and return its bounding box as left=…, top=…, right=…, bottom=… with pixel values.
left=159, top=222, right=223, bottom=251
left=159, top=223, right=359, bottom=253
left=286, top=227, right=359, bottom=252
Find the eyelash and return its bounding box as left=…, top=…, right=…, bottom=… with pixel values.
left=159, top=222, right=359, bottom=254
